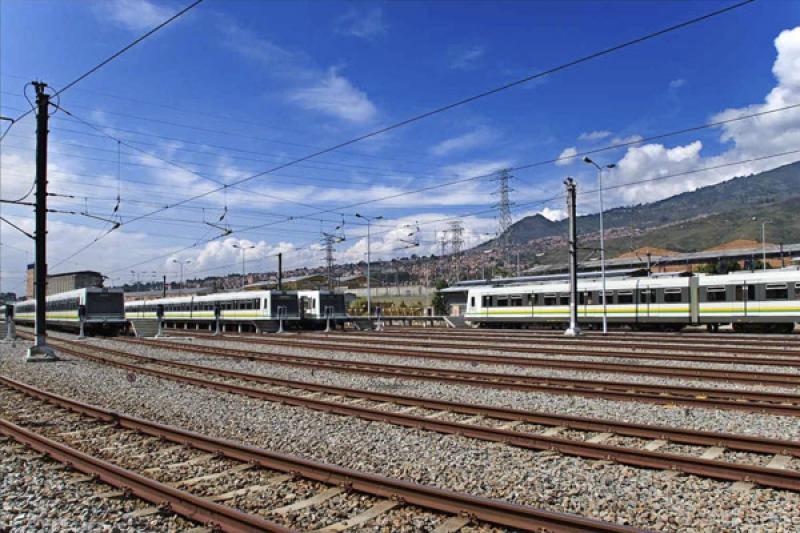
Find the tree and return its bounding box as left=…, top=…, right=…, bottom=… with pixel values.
left=432, top=280, right=449, bottom=316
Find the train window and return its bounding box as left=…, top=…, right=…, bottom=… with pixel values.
left=510, top=295, right=523, bottom=307
left=578, top=292, right=590, bottom=305
left=470, top=297, right=475, bottom=307
left=766, top=284, right=789, bottom=300
left=558, top=294, right=570, bottom=306
left=706, top=287, right=727, bottom=302
left=543, top=294, right=557, bottom=306
left=496, top=297, right=509, bottom=307
left=482, top=295, right=492, bottom=307
left=735, top=285, right=755, bottom=301
left=664, top=289, right=683, bottom=303
left=639, top=290, right=655, bottom=304
left=617, top=291, right=633, bottom=304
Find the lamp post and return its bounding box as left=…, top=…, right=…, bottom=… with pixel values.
left=172, top=259, right=192, bottom=290
left=583, top=157, right=616, bottom=335
left=752, top=217, right=771, bottom=270
left=232, top=243, right=256, bottom=288
left=355, top=213, right=383, bottom=319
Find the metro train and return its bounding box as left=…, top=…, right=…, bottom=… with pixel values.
left=464, top=269, right=800, bottom=333
left=125, top=289, right=348, bottom=331
left=12, top=287, right=127, bottom=334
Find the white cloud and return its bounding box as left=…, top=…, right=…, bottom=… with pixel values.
left=449, top=45, right=485, bottom=70
left=287, top=68, right=377, bottom=123
left=335, top=7, right=387, bottom=39
left=611, top=134, right=644, bottom=145
left=97, top=0, right=174, bottom=32
left=669, top=78, right=687, bottom=90
left=601, top=26, right=800, bottom=206
left=221, top=20, right=377, bottom=123
left=578, top=130, right=612, bottom=141
left=539, top=207, right=565, bottom=221
left=430, top=127, right=495, bottom=157
left=555, top=147, right=577, bottom=166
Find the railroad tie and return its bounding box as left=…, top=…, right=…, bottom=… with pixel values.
left=207, top=474, right=293, bottom=502
left=266, top=487, right=345, bottom=515
left=143, top=452, right=216, bottom=475
left=498, top=420, right=523, bottom=430
left=700, top=446, right=726, bottom=461
left=644, top=439, right=668, bottom=451
left=425, top=410, right=451, bottom=419
left=432, top=515, right=471, bottom=533
left=541, top=425, right=565, bottom=436
left=395, top=405, right=419, bottom=415
left=586, top=432, right=614, bottom=444
left=766, top=454, right=792, bottom=470
left=94, top=489, right=126, bottom=499
left=459, top=415, right=484, bottom=425
left=66, top=474, right=95, bottom=485
left=171, top=463, right=253, bottom=489
left=312, top=500, right=401, bottom=532
left=129, top=443, right=185, bottom=461
left=730, top=481, right=755, bottom=492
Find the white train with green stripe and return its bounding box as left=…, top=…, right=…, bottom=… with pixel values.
left=13, top=288, right=127, bottom=335
left=465, top=269, right=800, bottom=333
left=125, top=290, right=301, bottom=332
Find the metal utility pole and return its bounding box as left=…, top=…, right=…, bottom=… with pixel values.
left=448, top=220, right=464, bottom=281
left=355, top=213, right=382, bottom=318
left=162, top=275, right=167, bottom=297
left=231, top=243, right=255, bottom=288
left=492, top=169, right=514, bottom=264
left=277, top=252, right=283, bottom=290
left=27, top=82, right=58, bottom=361
left=564, top=178, right=581, bottom=337
left=583, top=157, right=615, bottom=335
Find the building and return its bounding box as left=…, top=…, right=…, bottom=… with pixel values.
left=26, top=265, right=104, bottom=298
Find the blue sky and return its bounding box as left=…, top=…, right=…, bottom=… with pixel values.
left=1, top=0, right=799, bottom=291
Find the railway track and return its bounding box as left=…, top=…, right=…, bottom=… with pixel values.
left=118, top=336, right=800, bottom=416
left=167, top=331, right=800, bottom=387
left=0, top=372, right=644, bottom=533
left=321, top=329, right=800, bottom=358
left=183, top=331, right=800, bottom=368
left=23, top=336, right=800, bottom=492
left=377, top=326, right=800, bottom=348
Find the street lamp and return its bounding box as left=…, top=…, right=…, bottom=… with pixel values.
left=232, top=242, right=256, bottom=288
left=172, top=259, right=192, bottom=290
left=355, top=213, right=383, bottom=319
left=583, top=157, right=616, bottom=335
left=752, top=217, right=771, bottom=270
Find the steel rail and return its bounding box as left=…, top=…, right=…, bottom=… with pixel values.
left=360, top=330, right=800, bottom=356
left=0, top=417, right=295, bottom=533
left=377, top=326, right=800, bottom=347
left=167, top=332, right=800, bottom=387
left=316, top=329, right=800, bottom=357
left=123, top=337, right=800, bottom=416
left=30, top=341, right=800, bottom=491
left=42, top=337, right=800, bottom=457
left=0, top=374, right=642, bottom=533
left=230, top=330, right=800, bottom=367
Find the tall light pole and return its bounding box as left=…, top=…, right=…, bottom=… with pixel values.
left=752, top=217, right=771, bottom=270
left=232, top=243, right=256, bottom=288
left=583, top=157, right=616, bottom=335
left=355, top=213, right=383, bottom=318
left=172, top=259, right=192, bottom=290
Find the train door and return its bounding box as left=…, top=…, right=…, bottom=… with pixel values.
left=689, top=277, right=699, bottom=325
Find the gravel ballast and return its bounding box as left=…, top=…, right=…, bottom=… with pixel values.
left=2, top=336, right=800, bottom=531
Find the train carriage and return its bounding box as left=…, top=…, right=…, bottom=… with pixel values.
left=13, top=287, right=126, bottom=335
left=298, top=290, right=348, bottom=327
left=465, top=269, right=800, bottom=333
left=125, top=290, right=301, bottom=331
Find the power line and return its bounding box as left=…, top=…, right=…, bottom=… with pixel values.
left=0, top=0, right=203, bottom=140
left=43, top=0, right=757, bottom=254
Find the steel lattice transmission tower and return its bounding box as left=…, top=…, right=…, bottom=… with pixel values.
left=492, top=169, right=515, bottom=257
left=321, top=233, right=337, bottom=290
left=448, top=220, right=464, bottom=281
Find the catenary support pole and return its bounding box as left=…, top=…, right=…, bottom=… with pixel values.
left=277, top=253, right=282, bottom=290
left=564, top=178, right=581, bottom=337
left=27, top=82, right=58, bottom=362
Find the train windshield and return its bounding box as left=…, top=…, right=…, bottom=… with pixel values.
left=87, top=292, right=124, bottom=314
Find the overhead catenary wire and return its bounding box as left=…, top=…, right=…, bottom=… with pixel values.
left=42, top=0, right=758, bottom=262
left=0, top=0, right=203, bottom=143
